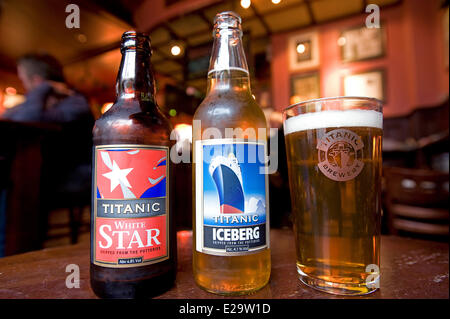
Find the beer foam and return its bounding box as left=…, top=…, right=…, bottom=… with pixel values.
left=284, top=109, right=382, bottom=135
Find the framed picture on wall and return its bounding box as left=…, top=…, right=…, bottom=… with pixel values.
left=343, top=69, right=386, bottom=102
left=290, top=72, right=320, bottom=104
left=288, top=31, right=320, bottom=71
left=339, top=25, right=386, bottom=62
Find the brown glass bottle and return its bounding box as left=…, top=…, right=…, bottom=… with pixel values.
left=90, top=31, right=176, bottom=298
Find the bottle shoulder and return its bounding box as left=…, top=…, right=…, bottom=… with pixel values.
left=93, top=101, right=172, bottom=146
left=193, top=91, right=267, bottom=130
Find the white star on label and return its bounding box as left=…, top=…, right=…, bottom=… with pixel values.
left=102, top=160, right=133, bottom=192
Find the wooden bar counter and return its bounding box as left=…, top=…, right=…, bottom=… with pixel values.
left=0, top=229, right=448, bottom=299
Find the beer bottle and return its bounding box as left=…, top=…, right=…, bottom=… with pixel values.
left=91, top=31, right=176, bottom=298
left=192, top=12, right=271, bottom=295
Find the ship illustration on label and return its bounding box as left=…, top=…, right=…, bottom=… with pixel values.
left=209, top=153, right=245, bottom=214
left=97, top=149, right=167, bottom=199
left=197, top=140, right=269, bottom=255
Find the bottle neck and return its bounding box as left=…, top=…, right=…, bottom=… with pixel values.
left=116, top=49, right=156, bottom=103
left=207, top=28, right=251, bottom=94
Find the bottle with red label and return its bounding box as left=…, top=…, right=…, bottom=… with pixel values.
left=91, top=31, right=176, bottom=298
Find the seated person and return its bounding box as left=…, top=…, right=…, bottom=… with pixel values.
left=1, top=53, right=91, bottom=124
left=1, top=54, right=94, bottom=213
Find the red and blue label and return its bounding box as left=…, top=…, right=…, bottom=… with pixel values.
left=195, top=139, right=269, bottom=256
left=92, top=145, right=169, bottom=268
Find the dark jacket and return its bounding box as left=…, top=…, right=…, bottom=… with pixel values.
left=2, top=82, right=94, bottom=197
left=1, top=82, right=91, bottom=123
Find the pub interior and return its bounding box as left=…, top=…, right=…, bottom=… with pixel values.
left=0, top=0, right=448, bottom=300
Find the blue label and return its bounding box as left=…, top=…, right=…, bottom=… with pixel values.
left=195, top=139, right=269, bottom=256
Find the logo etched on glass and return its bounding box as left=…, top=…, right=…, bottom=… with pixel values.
left=317, top=129, right=364, bottom=181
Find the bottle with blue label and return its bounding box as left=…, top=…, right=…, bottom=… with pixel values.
left=192, top=11, right=271, bottom=295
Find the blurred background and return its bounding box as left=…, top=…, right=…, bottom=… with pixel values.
left=0, top=0, right=448, bottom=256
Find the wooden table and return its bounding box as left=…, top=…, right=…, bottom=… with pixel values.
left=0, top=229, right=448, bottom=299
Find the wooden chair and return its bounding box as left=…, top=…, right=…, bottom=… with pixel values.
left=0, top=120, right=51, bottom=255
left=0, top=118, right=92, bottom=254
left=0, top=155, right=8, bottom=256
left=39, top=120, right=93, bottom=245
left=384, top=167, right=449, bottom=240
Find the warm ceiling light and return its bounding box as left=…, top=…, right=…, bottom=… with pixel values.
left=101, top=102, right=113, bottom=114
left=296, top=43, right=306, bottom=54
left=272, top=0, right=281, bottom=4
left=77, top=33, right=87, bottom=43
left=337, top=36, right=347, bottom=46
left=240, top=0, right=251, bottom=9
left=290, top=95, right=302, bottom=105
left=186, top=86, right=197, bottom=96
left=174, top=123, right=192, bottom=143
left=170, top=45, right=181, bottom=56
left=5, top=87, right=17, bottom=95
left=3, top=94, right=25, bottom=108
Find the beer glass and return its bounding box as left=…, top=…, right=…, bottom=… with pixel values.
left=282, top=97, right=382, bottom=295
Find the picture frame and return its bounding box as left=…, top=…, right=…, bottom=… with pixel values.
left=342, top=69, right=386, bottom=102
left=339, top=24, right=386, bottom=63
left=288, top=31, right=320, bottom=71
left=290, top=72, right=320, bottom=105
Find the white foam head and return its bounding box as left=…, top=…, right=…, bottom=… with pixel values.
left=283, top=109, right=382, bottom=135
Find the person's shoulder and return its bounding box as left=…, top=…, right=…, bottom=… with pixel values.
left=61, top=91, right=89, bottom=108
left=27, top=82, right=52, bottom=99
left=0, top=102, right=31, bottom=121
left=57, top=91, right=94, bottom=122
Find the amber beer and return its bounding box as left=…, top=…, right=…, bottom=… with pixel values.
left=91, top=32, right=176, bottom=298
left=283, top=97, right=382, bottom=295
left=193, top=12, right=270, bottom=295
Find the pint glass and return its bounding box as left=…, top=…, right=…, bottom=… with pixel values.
left=283, top=97, right=382, bottom=295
